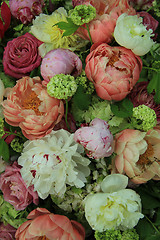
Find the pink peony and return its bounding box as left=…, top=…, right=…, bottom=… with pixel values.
left=74, top=118, right=113, bottom=159
left=3, top=33, right=42, bottom=79
left=0, top=223, right=16, bottom=240
left=112, top=129, right=160, bottom=184
left=128, top=81, right=160, bottom=123
left=15, top=208, right=85, bottom=240
left=2, top=76, right=64, bottom=140
left=9, top=0, right=44, bottom=24
left=85, top=43, right=142, bottom=101
left=0, top=2, right=11, bottom=39
left=75, top=0, right=135, bottom=44
left=0, top=161, right=39, bottom=211
left=41, top=48, right=82, bottom=85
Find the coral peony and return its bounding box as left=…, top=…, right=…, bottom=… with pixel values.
left=74, top=118, right=113, bottom=159
left=2, top=76, right=64, bottom=140
left=112, top=129, right=160, bottom=184
left=0, top=161, right=39, bottom=210
left=9, top=0, right=44, bottom=24
left=128, top=81, right=160, bottom=123
left=0, top=223, right=16, bottom=240
left=85, top=43, right=142, bottom=101
left=41, top=48, right=82, bottom=84
left=3, top=33, right=42, bottom=79
left=0, top=2, right=11, bottom=39
left=15, top=208, right=85, bottom=240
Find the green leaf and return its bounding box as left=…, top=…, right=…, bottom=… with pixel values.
left=54, top=18, right=79, bottom=37
left=0, top=138, right=10, bottom=162
left=73, top=85, right=91, bottom=110
left=136, top=190, right=160, bottom=209
left=13, top=24, right=24, bottom=31
left=110, top=98, right=133, bottom=118
left=155, top=208, right=160, bottom=226
left=136, top=218, right=155, bottom=240
left=147, top=71, right=160, bottom=104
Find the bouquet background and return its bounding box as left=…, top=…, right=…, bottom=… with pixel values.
left=0, top=0, right=160, bottom=239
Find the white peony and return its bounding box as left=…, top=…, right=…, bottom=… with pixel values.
left=18, top=129, right=90, bottom=199
left=84, top=174, right=143, bottom=232
left=114, top=13, right=154, bottom=56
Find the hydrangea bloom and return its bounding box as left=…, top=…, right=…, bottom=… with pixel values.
left=114, top=13, right=154, bottom=56
left=18, top=129, right=90, bottom=199
left=84, top=174, right=143, bottom=232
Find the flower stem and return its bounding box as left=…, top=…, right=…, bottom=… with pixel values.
left=145, top=215, right=160, bottom=234
left=86, top=23, right=93, bottom=45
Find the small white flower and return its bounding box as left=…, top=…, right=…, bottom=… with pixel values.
left=0, top=79, right=5, bottom=103
left=114, top=13, right=154, bottom=56
left=18, top=129, right=90, bottom=199
left=84, top=174, right=143, bottom=232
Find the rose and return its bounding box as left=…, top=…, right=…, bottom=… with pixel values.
left=0, top=2, right=11, bottom=39
left=85, top=43, right=142, bottom=101
left=2, top=76, right=64, bottom=140
left=3, top=33, right=42, bottom=79
left=15, top=208, right=85, bottom=240
left=0, top=223, right=16, bottom=240
left=112, top=129, right=160, bottom=184
left=0, top=161, right=39, bottom=210
left=74, top=118, right=113, bottom=159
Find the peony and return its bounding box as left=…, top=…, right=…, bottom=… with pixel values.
left=0, top=223, right=16, bottom=240
left=0, top=161, right=39, bottom=211
left=74, top=118, right=113, bottom=159
left=3, top=33, right=42, bottom=79
left=15, top=208, right=85, bottom=240
left=2, top=76, right=64, bottom=140
left=85, top=43, right=142, bottom=101
left=84, top=174, right=143, bottom=232
left=114, top=13, right=154, bottom=56
left=112, top=129, right=160, bottom=184
left=9, top=0, right=44, bottom=24
left=18, top=129, right=90, bottom=199
left=41, top=48, right=82, bottom=84
left=0, top=2, right=11, bottom=39
left=75, top=0, right=135, bottom=44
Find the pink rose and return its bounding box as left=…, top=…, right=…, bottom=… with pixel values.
left=9, top=0, right=44, bottom=24
left=112, top=129, right=160, bottom=184
left=2, top=76, right=64, bottom=140
left=85, top=43, right=142, bottom=101
left=15, top=208, right=85, bottom=240
left=0, top=2, right=11, bottom=39
left=0, top=161, right=39, bottom=210
left=41, top=48, right=82, bottom=85
left=3, top=33, right=42, bottom=79
left=0, top=223, right=16, bottom=240
left=74, top=118, right=113, bottom=159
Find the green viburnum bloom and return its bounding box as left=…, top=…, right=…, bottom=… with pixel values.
left=75, top=70, right=94, bottom=94
left=69, top=4, right=96, bottom=26
left=131, top=105, right=157, bottom=132
left=0, top=195, right=27, bottom=228
left=47, top=73, right=77, bottom=99
left=0, top=118, right=5, bottom=138
left=10, top=138, right=24, bottom=153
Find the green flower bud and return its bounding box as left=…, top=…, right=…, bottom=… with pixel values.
left=0, top=118, right=5, bottom=138
left=10, top=138, right=24, bottom=152
left=69, top=4, right=96, bottom=26
left=47, top=74, right=77, bottom=100
left=131, top=104, right=157, bottom=131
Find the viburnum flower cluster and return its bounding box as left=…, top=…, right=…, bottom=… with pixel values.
left=0, top=0, right=159, bottom=239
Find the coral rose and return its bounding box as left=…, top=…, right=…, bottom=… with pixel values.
left=3, top=33, right=42, bottom=79
left=0, top=161, right=39, bottom=210
left=112, top=129, right=160, bottom=184
left=2, top=76, right=64, bottom=140
left=15, top=208, right=85, bottom=240
left=85, top=43, right=142, bottom=101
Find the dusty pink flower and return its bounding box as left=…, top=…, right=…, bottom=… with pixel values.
left=0, top=2, right=11, bottom=39
left=0, top=161, right=39, bottom=210
left=85, top=43, right=142, bottom=101
left=75, top=0, right=135, bottom=44
left=0, top=223, right=16, bottom=240
left=2, top=127, right=16, bottom=145
left=15, top=208, right=85, bottom=240
left=3, top=33, right=42, bottom=79
left=112, top=129, right=160, bottom=184
left=41, top=48, right=82, bottom=85
left=128, top=81, right=160, bottom=123
left=9, top=0, right=44, bottom=24
left=138, top=11, right=159, bottom=39
left=74, top=118, right=113, bottom=159
left=2, top=76, right=64, bottom=140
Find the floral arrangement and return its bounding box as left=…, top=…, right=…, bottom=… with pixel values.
left=0, top=0, right=160, bottom=239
